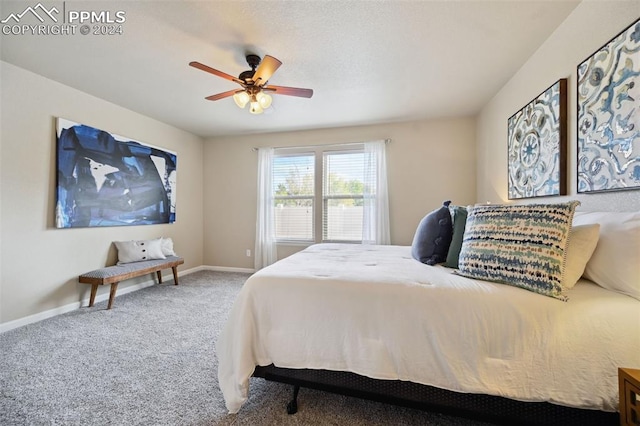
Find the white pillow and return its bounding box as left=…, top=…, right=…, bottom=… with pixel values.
left=562, top=224, right=600, bottom=289
left=572, top=212, right=640, bottom=300
left=161, top=237, right=176, bottom=256
left=114, top=238, right=166, bottom=264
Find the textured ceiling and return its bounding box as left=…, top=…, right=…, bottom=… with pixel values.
left=0, top=1, right=580, bottom=137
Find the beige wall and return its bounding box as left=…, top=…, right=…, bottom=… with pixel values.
left=203, top=118, right=476, bottom=269
left=477, top=1, right=640, bottom=211
left=7, top=0, right=638, bottom=327
left=0, top=62, right=204, bottom=324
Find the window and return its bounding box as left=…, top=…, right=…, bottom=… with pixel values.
left=255, top=141, right=389, bottom=268
left=273, top=153, right=315, bottom=241
left=270, top=142, right=387, bottom=245
left=323, top=151, right=365, bottom=242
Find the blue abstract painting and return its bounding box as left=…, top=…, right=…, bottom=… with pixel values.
left=56, top=118, right=177, bottom=228
left=577, top=18, right=640, bottom=193
left=507, top=79, right=567, bottom=199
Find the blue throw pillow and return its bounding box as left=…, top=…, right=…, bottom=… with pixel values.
left=411, top=201, right=453, bottom=265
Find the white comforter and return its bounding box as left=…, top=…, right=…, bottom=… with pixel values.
left=217, top=244, right=640, bottom=413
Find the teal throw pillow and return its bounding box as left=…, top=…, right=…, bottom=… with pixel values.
left=444, top=205, right=468, bottom=269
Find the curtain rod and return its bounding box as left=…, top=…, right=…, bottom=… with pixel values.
left=252, top=138, right=391, bottom=152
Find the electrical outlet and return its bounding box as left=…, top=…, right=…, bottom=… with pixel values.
left=246, top=249, right=251, bottom=257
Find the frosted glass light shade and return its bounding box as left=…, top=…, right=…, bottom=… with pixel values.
left=256, top=92, right=272, bottom=109
left=233, top=91, right=250, bottom=108
left=249, top=101, right=263, bottom=114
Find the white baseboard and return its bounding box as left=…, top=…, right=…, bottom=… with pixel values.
left=170, top=265, right=254, bottom=274
left=0, top=267, right=210, bottom=334
left=201, top=265, right=255, bottom=274
left=0, top=279, right=156, bottom=333
left=0, top=302, right=84, bottom=334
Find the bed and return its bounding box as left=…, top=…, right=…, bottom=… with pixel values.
left=217, top=206, right=640, bottom=425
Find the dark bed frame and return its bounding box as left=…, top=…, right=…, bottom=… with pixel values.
left=253, top=364, right=618, bottom=426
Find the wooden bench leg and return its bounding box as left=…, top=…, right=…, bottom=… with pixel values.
left=89, top=284, right=99, bottom=307
left=172, top=266, right=179, bottom=285
left=157, top=270, right=162, bottom=284
left=107, top=282, right=119, bottom=310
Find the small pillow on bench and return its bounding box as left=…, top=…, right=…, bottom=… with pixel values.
left=114, top=238, right=166, bottom=264
left=161, top=237, right=176, bottom=256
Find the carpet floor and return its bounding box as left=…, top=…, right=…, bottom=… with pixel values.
left=0, top=270, right=498, bottom=425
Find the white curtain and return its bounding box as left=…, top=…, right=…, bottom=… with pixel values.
left=254, top=148, right=277, bottom=269
left=362, top=140, right=390, bottom=245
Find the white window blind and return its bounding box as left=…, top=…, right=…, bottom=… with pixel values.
left=273, top=153, right=315, bottom=242
left=323, top=150, right=365, bottom=242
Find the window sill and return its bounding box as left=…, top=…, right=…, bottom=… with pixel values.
left=276, top=241, right=315, bottom=248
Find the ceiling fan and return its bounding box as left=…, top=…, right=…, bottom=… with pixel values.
left=189, top=54, right=313, bottom=114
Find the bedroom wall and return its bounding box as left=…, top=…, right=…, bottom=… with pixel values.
left=476, top=0, right=640, bottom=211
left=203, top=118, right=476, bottom=269
left=0, top=62, right=205, bottom=327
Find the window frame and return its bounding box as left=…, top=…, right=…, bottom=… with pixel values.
left=272, top=149, right=316, bottom=245
left=273, top=144, right=365, bottom=246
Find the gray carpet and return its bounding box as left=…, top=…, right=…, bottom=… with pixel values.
left=0, top=270, right=497, bottom=425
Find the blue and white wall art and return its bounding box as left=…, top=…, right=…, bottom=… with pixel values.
left=577, top=18, right=640, bottom=193
left=507, top=79, right=567, bottom=199
left=56, top=118, right=177, bottom=228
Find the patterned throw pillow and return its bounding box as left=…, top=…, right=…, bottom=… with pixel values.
left=457, top=201, right=580, bottom=301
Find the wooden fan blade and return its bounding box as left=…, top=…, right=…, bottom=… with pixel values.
left=189, top=61, right=244, bottom=85
left=251, top=55, right=282, bottom=87
left=264, top=85, right=313, bottom=98
left=205, top=89, right=241, bottom=101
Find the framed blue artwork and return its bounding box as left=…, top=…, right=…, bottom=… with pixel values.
left=56, top=118, right=177, bottom=228
left=577, top=18, right=640, bottom=193
left=507, top=79, right=567, bottom=199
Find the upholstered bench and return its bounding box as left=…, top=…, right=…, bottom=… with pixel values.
left=79, top=256, right=184, bottom=309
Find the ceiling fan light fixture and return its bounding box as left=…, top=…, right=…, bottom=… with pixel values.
left=190, top=54, right=313, bottom=114
left=249, top=98, right=264, bottom=114
left=233, top=91, right=250, bottom=108
left=256, top=91, right=272, bottom=109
